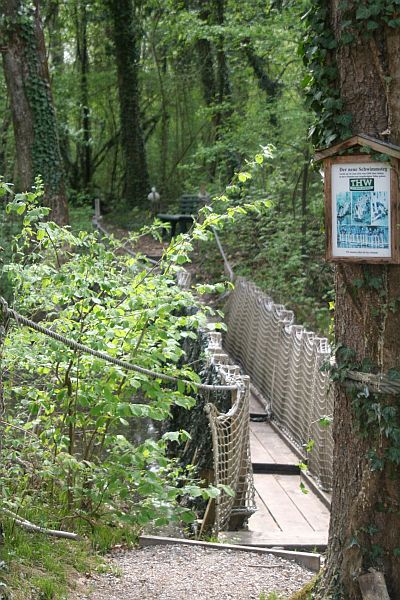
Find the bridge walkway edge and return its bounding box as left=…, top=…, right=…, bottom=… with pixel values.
left=220, top=390, right=331, bottom=551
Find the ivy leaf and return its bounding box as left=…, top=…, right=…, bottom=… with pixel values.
left=319, top=416, right=333, bottom=428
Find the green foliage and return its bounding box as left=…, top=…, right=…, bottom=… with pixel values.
left=300, top=3, right=351, bottom=148
left=0, top=181, right=231, bottom=542
left=288, top=575, right=318, bottom=599
left=214, top=147, right=332, bottom=333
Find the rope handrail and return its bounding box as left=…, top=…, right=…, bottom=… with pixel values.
left=345, top=369, right=400, bottom=395
left=0, top=299, right=238, bottom=392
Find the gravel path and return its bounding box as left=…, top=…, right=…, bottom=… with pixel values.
left=77, top=544, right=313, bottom=600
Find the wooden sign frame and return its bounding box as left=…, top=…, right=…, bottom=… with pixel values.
left=324, top=155, right=400, bottom=264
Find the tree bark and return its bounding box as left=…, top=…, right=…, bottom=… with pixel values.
left=214, top=0, right=231, bottom=131
left=317, top=3, right=400, bottom=598
left=0, top=98, right=11, bottom=178
left=1, top=0, right=68, bottom=225
left=75, top=0, right=92, bottom=191
left=196, top=0, right=216, bottom=107
left=106, top=0, right=149, bottom=208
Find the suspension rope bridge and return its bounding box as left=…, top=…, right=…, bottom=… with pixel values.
left=1, top=202, right=362, bottom=546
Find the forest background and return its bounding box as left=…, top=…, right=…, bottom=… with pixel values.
left=0, top=0, right=333, bottom=333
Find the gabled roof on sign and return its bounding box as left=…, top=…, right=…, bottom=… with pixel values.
left=315, top=134, right=400, bottom=161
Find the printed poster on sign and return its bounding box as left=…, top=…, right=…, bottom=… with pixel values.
left=332, top=162, right=391, bottom=258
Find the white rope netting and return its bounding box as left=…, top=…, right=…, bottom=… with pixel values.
left=223, top=278, right=334, bottom=491
left=204, top=332, right=256, bottom=532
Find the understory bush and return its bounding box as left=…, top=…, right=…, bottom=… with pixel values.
left=0, top=180, right=229, bottom=540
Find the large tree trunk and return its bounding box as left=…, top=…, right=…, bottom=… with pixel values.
left=316, top=3, right=400, bottom=599
left=107, top=0, right=149, bottom=207
left=1, top=0, right=68, bottom=225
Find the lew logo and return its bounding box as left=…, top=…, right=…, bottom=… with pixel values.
left=349, top=178, right=374, bottom=191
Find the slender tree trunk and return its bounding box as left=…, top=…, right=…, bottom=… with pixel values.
left=196, top=1, right=216, bottom=107
left=214, top=0, right=231, bottom=132
left=316, top=3, right=400, bottom=598
left=195, top=0, right=234, bottom=179
left=45, top=0, right=76, bottom=189
left=76, top=0, right=92, bottom=191
left=0, top=98, right=11, bottom=177
left=46, top=0, right=63, bottom=68
left=150, top=37, right=169, bottom=195
left=1, top=0, right=68, bottom=225
left=300, top=150, right=309, bottom=256
left=106, top=0, right=149, bottom=207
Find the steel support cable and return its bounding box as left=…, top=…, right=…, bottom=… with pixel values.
left=0, top=299, right=238, bottom=392
left=211, top=227, right=235, bottom=282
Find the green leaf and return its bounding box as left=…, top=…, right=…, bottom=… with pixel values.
left=162, top=431, right=181, bottom=443
left=319, top=416, right=333, bottom=428
left=177, top=380, right=186, bottom=394
left=129, top=404, right=151, bottom=418
left=238, top=172, right=251, bottom=183
left=181, top=510, right=195, bottom=524
left=300, top=482, right=309, bottom=495
left=174, top=395, right=195, bottom=409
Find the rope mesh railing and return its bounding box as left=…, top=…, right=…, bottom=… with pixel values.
left=204, top=332, right=256, bottom=532
left=223, top=277, right=334, bottom=491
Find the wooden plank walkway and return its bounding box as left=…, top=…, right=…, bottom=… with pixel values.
left=221, top=391, right=330, bottom=550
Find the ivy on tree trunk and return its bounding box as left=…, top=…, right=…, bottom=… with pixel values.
left=1, top=0, right=68, bottom=225
left=304, top=2, right=400, bottom=598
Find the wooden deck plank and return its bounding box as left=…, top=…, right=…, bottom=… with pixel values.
left=251, top=421, right=299, bottom=464
left=274, top=474, right=330, bottom=532
left=226, top=391, right=331, bottom=549
left=250, top=430, right=276, bottom=464
left=249, top=392, right=266, bottom=414
left=252, top=473, right=314, bottom=533
left=248, top=490, right=281, bottom=532
left=220, top=529, right=328, bottom=549
left=245, top=422, right=330, bottom=547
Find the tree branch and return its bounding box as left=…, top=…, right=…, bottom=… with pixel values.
left=2, top=508, right=81, bottom=540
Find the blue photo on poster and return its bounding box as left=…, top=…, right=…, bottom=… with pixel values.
left=371, top=192, right=389, bottom=226
left=337, top=225, right=389, bottom=249
left=351, top=192, right=371, bottom=225
left=336, top=192, right=352, bottom=225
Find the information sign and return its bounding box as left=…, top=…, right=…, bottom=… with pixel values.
left=331, top=161, right=391, bottom=259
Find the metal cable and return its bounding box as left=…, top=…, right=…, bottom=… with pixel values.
left=0, top=299, right=238, bottom=392
left=211, top=227, right=235, bottom=282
